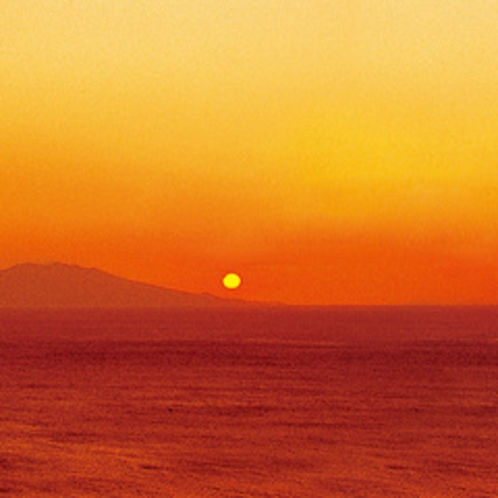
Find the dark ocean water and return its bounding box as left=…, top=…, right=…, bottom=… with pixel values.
left=0, top=307, right=497, bottom=497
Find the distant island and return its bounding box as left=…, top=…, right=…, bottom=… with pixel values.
left=0, top=263, right=246, bottom=309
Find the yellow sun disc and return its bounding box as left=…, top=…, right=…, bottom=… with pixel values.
left=222, top=273, right=242, bottom=289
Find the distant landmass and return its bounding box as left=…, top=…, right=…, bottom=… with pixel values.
left=0, top=263, right=245, bottom=309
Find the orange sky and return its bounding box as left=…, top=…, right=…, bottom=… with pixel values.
left=1, top=1, right=498, bottom=304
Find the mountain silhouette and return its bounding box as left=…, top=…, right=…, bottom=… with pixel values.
left=0, top=263, right=241, bottom=309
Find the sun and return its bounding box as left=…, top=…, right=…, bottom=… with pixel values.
left=222, top=272, right=242, bottom=290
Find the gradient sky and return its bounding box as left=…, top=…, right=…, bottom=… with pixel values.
left=1, top=0, right=498, bottom=304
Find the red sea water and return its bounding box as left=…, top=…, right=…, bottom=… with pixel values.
left=0, top=307, right=497, bottom=496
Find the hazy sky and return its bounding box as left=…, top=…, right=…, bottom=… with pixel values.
left=2, top=0, right=498, bottom=304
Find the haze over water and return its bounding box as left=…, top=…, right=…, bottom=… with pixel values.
left=3, top=1, right=498, bottom=494
left=1, top=307, right=497, bottom=497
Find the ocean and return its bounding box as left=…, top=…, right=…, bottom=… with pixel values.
left=0, top=307, right=497, bottom=497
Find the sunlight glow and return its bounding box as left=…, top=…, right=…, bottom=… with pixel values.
left=222, top=273, right=242, bottom=290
